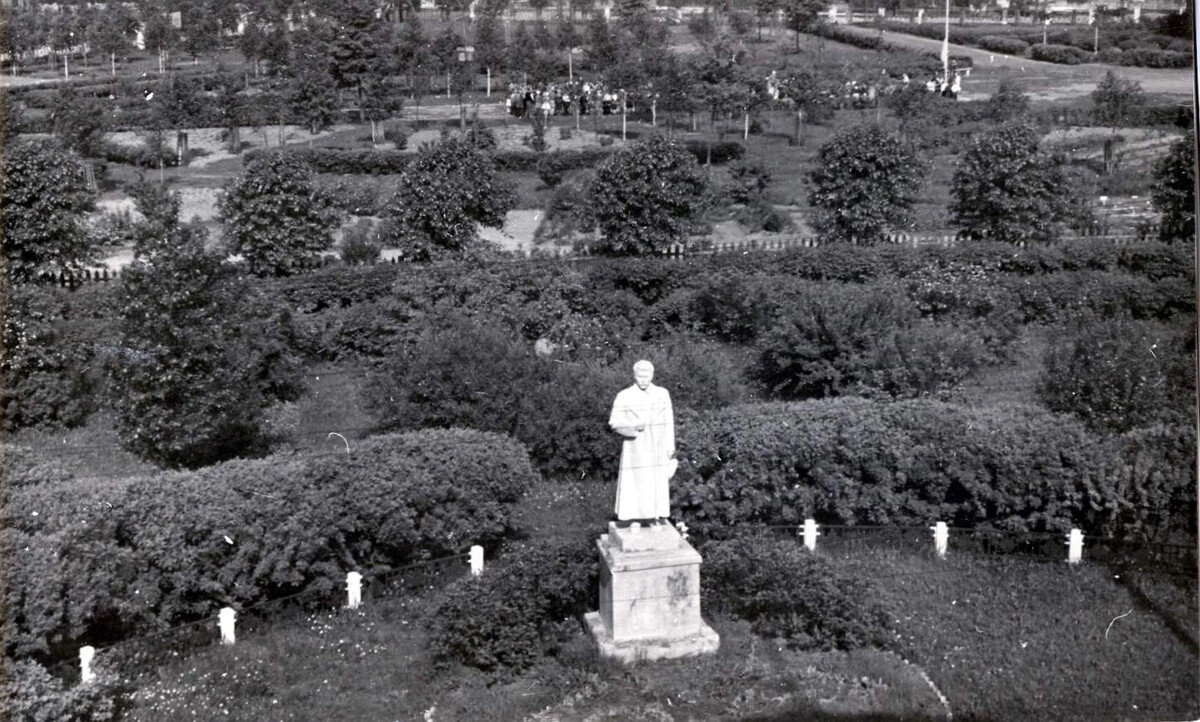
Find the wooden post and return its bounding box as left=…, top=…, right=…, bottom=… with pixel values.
left=80, top=646, right=96, bottom=683
left=469, top=545, right=484, bottom=576
left=931, top=521, right=948, bottom=558
left=802, top=519, right=820, bottom=551
left=347, top=572, right=362, bottom=609
left=219, top=607, right=236, bottom=645
left=1067, top=529, right=1083, bottom=564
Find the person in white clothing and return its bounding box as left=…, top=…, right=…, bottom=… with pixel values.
left=609, top=360, right=676, bottom=523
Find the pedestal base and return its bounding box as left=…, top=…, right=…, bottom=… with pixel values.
left=587, top=521, right=720, bottom=663
left=584, top=610, right=720, bottom=663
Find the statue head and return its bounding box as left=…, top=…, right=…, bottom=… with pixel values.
left=633, top=360, right=654, bottom=390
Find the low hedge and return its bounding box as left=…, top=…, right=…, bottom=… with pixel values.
left=976, top=35, right=1030, bottom=55
left=1113, top=47, right=1192, bottom=69
left=701, top=534, right=891, bottom=651
left=428, top=535, right=598, bottom=674
left=1029, top=43, right=1092, bottom=64
left=244, top=147, right=413, bottom=175
left=1, top=429, right=538, bottom=660
left=671, top=399, right=1194, bottom=539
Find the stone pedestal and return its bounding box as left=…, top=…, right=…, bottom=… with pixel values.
left=584, top=521, right=720, bottom=663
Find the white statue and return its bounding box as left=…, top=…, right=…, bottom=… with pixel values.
left=609, top=360, right=676, bottom=522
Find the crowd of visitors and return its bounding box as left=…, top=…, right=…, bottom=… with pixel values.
left=506, top=79, right=638, bottom=118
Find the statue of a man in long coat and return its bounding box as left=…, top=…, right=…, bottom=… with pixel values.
left=608, top=360, right=676, bottom=522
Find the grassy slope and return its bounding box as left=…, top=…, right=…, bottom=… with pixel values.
left=115, top=520, right=1198, bottom=721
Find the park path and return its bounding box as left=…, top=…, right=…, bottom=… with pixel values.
left=833, top=25, right=1194, bottom=102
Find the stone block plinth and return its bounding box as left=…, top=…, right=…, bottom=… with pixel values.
left=584, top=521, right=719, bottom=663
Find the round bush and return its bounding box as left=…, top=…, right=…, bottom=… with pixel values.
left=428, top=536, right=598, bottom=674
left=1038, top=316, right=1194, bottom=433
left=701, top=534, right=891, bottom=651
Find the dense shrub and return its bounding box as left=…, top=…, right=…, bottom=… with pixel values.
left=428, top=535, right=598, bottom=674
left=268, top=263, right=401, bottom=314
left=976, top=35, right=1030, bottom=55
left=366, top=312, right=629, bottom=478
left=383, top=122, right=410, bottom=150
left=682, top=139, right=745, bottom=165
left=244, top=147, right=413, bottom=175
left=672, top=399, right=1130, bottom=536
left=750, top=281, right=1006, bottom=400
left=701, top=535, right=891, bottom=650
left=1029, top=44, right=1091, bottom=64
left=1038, top=316, right=1195, bottom=433
left=491, top=147, right=615, bottom=172
left=536, top=151, right=570, bottom=188
left=0, top=658, right=124, bottom=722
left=1, top=429, right=536, bottom=659
left=1114, top=48, right=1192, bottom=69
left=97, top=138, right=179, bottom=169
left=2, top=284, right=113, bottom=432
left=999, top=271, right=1194, bottom=323
left=321, top=175, right=382, bottom=215
left=340, top=219, right=382, bottom=265
left=463, top=126, right=498, bottom=151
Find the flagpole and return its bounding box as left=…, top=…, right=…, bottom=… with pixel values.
left=942, top=0, right=950, bottom=82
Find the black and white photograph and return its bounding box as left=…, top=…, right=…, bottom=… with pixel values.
left=1, top=0, right=1196, bottom=719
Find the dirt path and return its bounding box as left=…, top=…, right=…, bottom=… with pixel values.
left=833, top=25, right=1195, bottom=102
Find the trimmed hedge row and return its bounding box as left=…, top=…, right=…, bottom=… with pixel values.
left=1, top=429, right=538, bottom=660
left=1030, top=43, right=1092, bottom=64
left=671, top=399, right=1195, bottom=539
left=876, top=21, right=1193, bottom=67
left=244, top=140, right=746, bottom=177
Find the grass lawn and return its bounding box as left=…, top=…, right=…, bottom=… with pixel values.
left=111, top=489, right=1198, bottom=722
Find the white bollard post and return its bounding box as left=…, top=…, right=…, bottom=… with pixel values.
left=219, top=607, right=236, bottom=645
left=1067, top=529, right=1084, bottom=564
left=469, top=545, right=484, bottom=576
left=802, top=519, right=820, bottom=552
left=347, top=571, right=362, bottom=610
left=79, top=646, right=95, bottom=683
left=931, top=522, right=949, bottom=559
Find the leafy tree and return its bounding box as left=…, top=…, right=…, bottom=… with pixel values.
left=141, top=7, right=180, bottom=63
left=1092, top=70, right=1143, bottom=173
left=395, top=15, right=431, bottom=105
left=949, top=122, right=1079, bottom=244
left=1151, top=134, right=1196, bottom=243
left=180, top=0, right=221, bottom=62
left=1, top=139, right=95, bottom=284
left=108, top=231, right=305, bottom=469
left=781, top=0, right=825, bottom=50
left=49, top=86, right=106, bottom=157
left=982, top=79, right=1030, bottom=124
left=586, top=135, right=710, bottom=255
left=150, top=74, right=203, bottom=137
left=377, top=138, right=516, bottom=260
left=1, top=284, right=107, bottom=432
left=807, top=124, right=924, bottom=244
left=474, top=11, right=508, bottom=78
left=585, top=13, right=617, bottom=69
left=214, top=66, right=246, bottom=152
left=218, top=152, right=342, bottom=276
left=94, top=5, right=138, bottom=75
left=287, top=34, right=340, bottom=133
left=128, top=180, right=185, bottom=260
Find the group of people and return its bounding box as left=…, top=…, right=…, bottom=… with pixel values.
left=925, top=72, right=963, bottom=99
left=505, top=79, right=636, bottom=119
